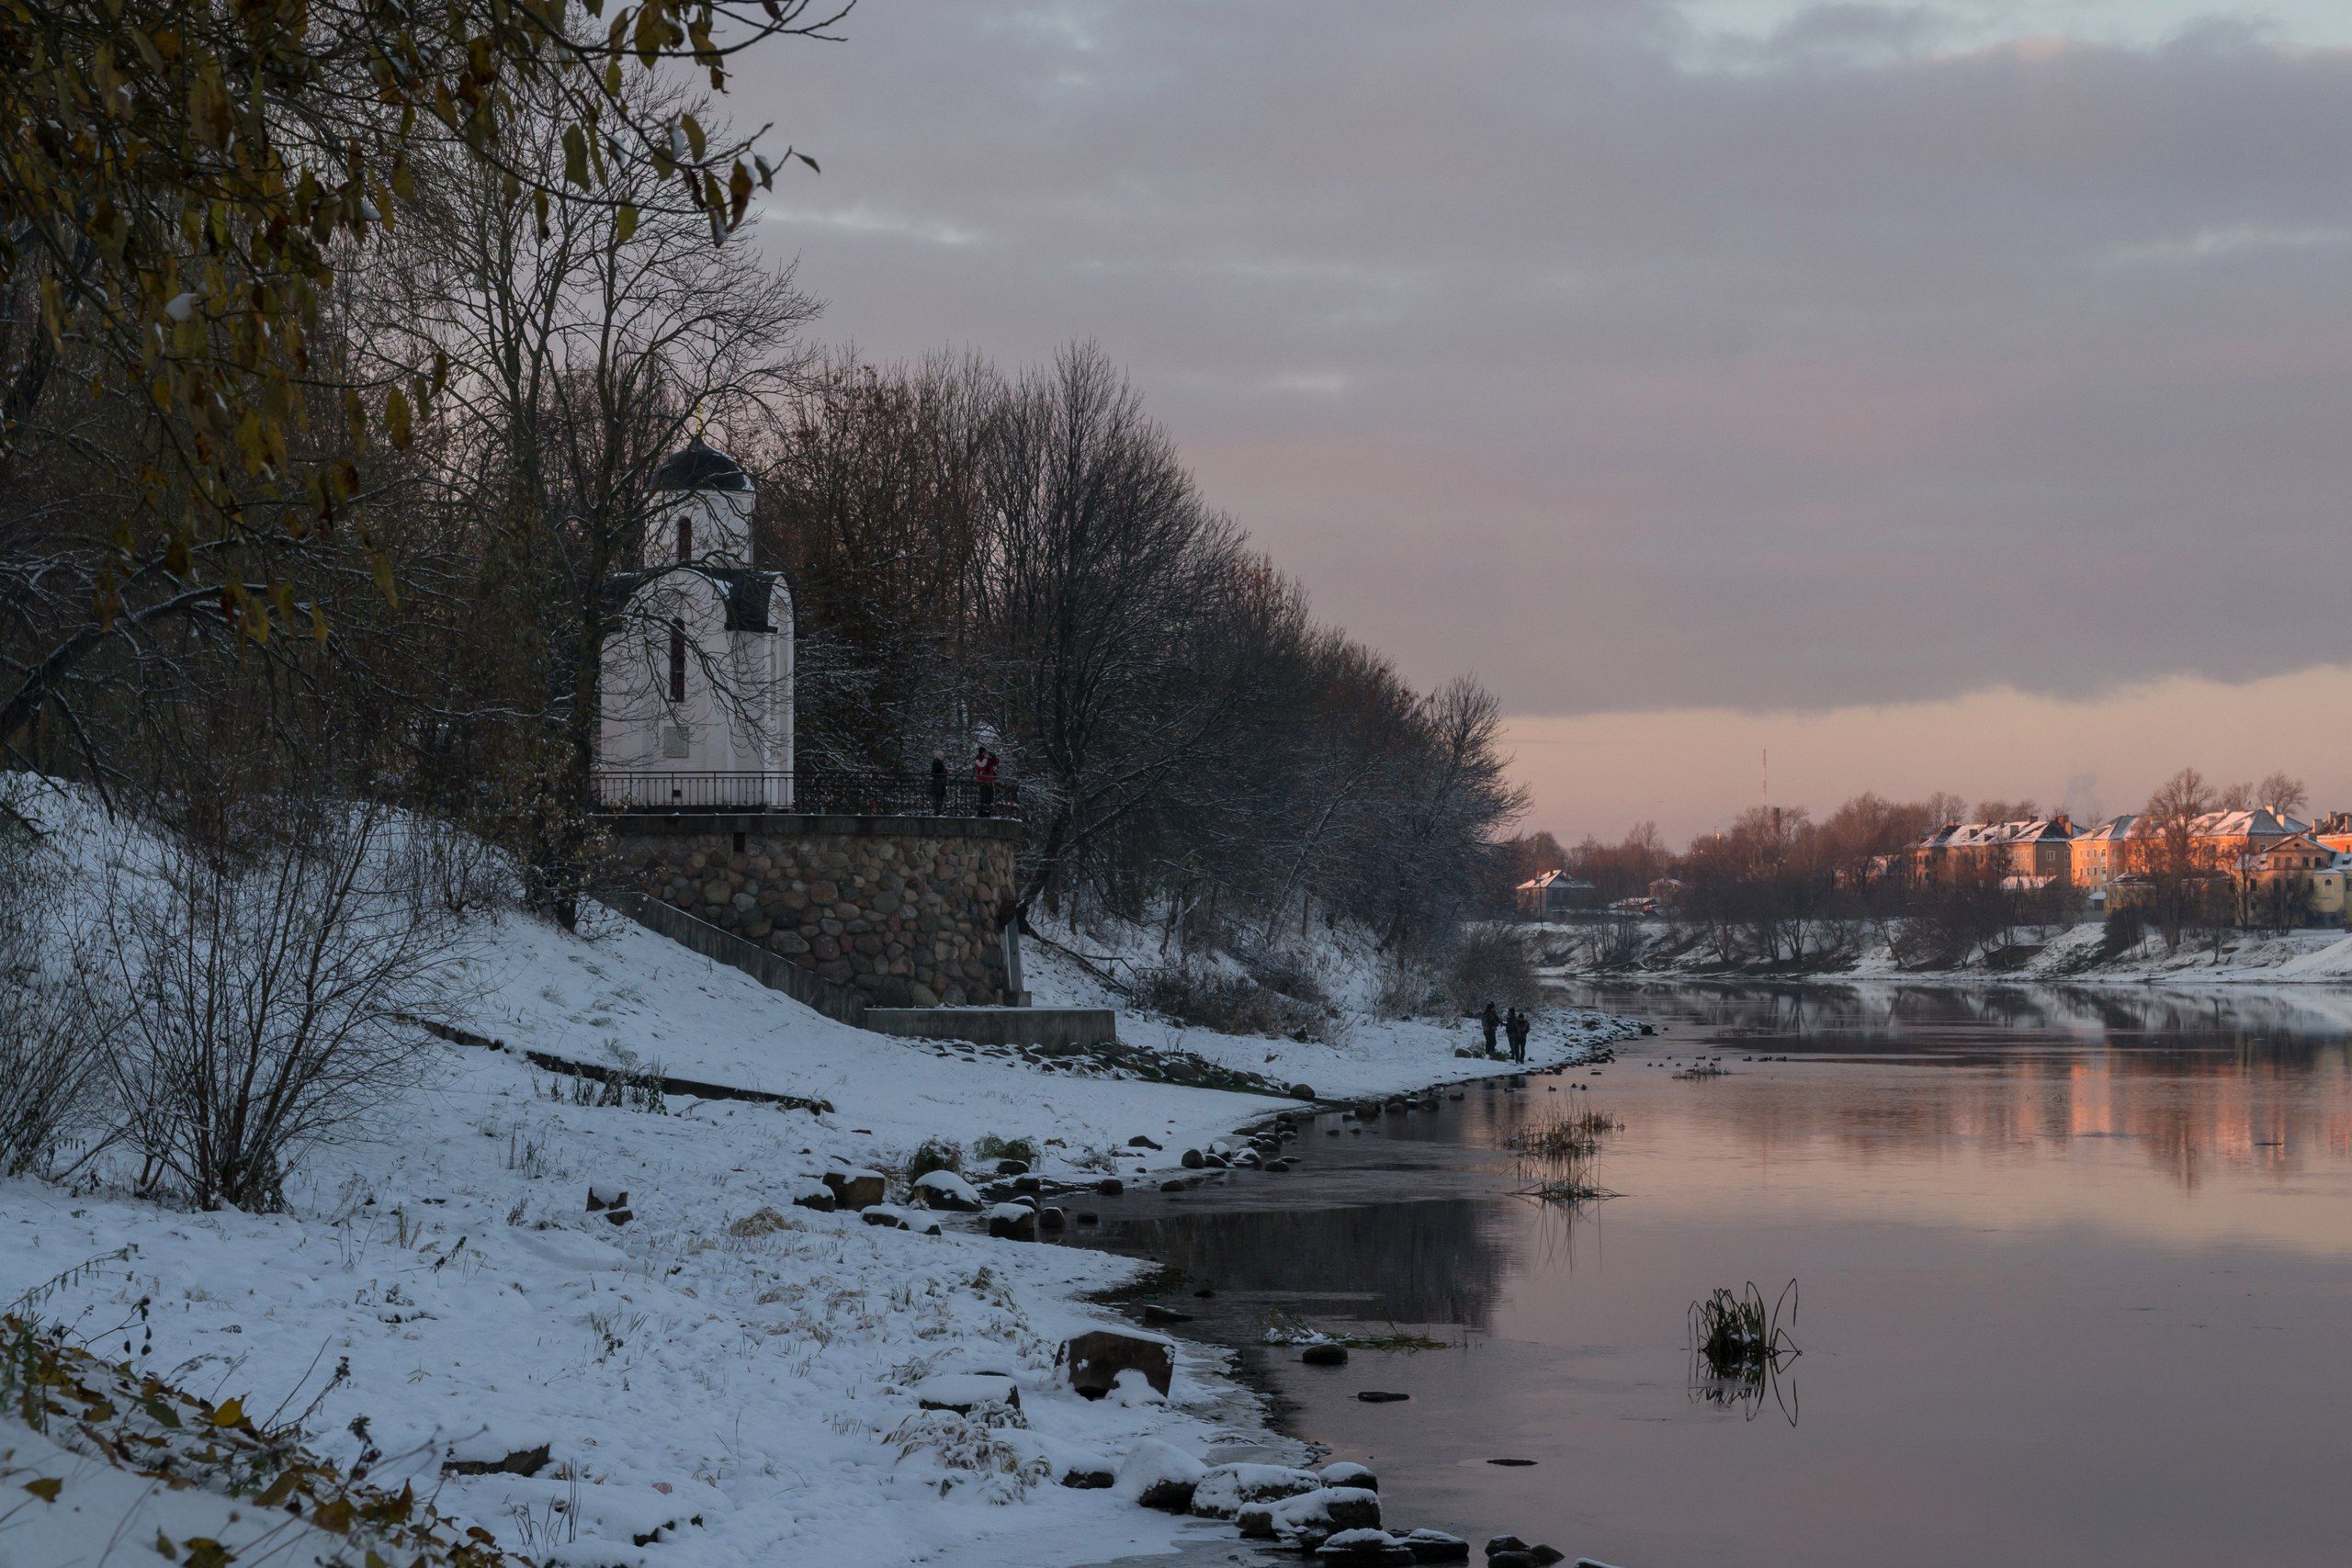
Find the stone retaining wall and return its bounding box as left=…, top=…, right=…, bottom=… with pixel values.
left=604, top=813, right=1020, bottom=1008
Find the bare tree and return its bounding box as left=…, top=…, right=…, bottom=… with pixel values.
left=2127, top=767, right=2222, bottom=954
left=2258, top=772, right=2309, bottom=816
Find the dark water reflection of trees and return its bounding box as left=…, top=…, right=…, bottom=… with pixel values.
left=1105, top=1195, right=1516, bottom=1333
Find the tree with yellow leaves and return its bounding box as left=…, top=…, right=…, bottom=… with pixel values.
left=0, top=0, right=844, bottom=756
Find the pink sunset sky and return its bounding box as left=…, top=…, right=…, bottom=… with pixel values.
left=734, top=2, right=2352, bottom=846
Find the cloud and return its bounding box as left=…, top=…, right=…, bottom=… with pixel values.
left=734, top=2, right=2352, bottom=721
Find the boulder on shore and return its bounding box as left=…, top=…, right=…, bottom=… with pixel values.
left=1189, top=1461, right=1325, bottom=1517
left=912, top=1169, right=984, bottom=1212
left=1114, top=1438, right=1205, bottom=1512
left=1063, top=1327, right=1174, bottom=1399
left=822, top=1167, right=887, bottom=1211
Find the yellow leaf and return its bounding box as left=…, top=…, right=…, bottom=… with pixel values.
left=209, top=1397, right=243, bottom=1428
left=384, top=386, right=412, bottom=448
left=24, top=1477, right=62, bottom=1502
left=563, top=125, right=590, bottom=188
left=616, top=202, right=638, bottom=243
left=154, top=1529, right=179, bottom=1560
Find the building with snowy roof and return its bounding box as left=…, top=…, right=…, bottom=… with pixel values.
left=593, top=440, right=794, bottom=809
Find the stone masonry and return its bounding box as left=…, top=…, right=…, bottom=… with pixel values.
left=605, top=813, right=1021, bottom=1009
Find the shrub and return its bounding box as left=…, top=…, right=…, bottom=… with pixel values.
left=2101, top=905, right=2147, bottom=959
left=1371, top=955, right=1442, bottom=1020
left=1435, top=922, right=1543, bottom=1014
left=90, top=802, right=469, bottom=1210
left=972, top=1134, right=1039, bottom=1165
left=906, top=1137, right=963, bottom=1181
left=1134, top=964, right=1318, bottom=1038
left=0, top=821, right=110, bottom=1178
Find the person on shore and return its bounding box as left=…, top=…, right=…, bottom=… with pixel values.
left=973, top=747, right=1000, bottom=815
left=1507, top=1008, right=1530, bottom=1064
left=1480, top=1000, right=1501, bottom=1055
left=930, top=753, right=948, bottom=815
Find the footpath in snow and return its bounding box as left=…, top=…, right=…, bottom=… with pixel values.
left=2, top=802, right=1634, bottom=1568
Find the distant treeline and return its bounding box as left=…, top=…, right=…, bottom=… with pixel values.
left=1501, top=768, right=2315, bottom=964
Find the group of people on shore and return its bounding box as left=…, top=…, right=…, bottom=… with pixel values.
left=1479, top=1000, right=1532, bottom=1063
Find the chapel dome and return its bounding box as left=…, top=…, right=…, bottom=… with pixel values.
left=652, top=438, right=752, bottom=493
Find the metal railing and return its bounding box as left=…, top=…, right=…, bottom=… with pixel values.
left=591, top=770, right=1020, bottom=818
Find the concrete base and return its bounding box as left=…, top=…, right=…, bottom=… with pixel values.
left=862, top=1006, right=1118, bottom=1050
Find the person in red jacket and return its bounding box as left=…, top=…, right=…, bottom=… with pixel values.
left=973, top=747, right=1000, bottom=815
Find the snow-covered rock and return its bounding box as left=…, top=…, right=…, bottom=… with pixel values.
left=1107, top=1367, right=1165, bottom=1406
left=1115, top=1438, right=1207, bottom=1511
left=913, top=1168, right=985, bottom=1211
left=1191, top=1461, right=1327, bottom=1517
left=913, top=1372, right=1021, bottom=1414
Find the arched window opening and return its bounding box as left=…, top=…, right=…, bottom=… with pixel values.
left=668, top=620, right=687, bottom=703
left=677, top=516, right=693, bottom=563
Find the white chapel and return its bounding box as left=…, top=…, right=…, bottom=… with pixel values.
left=594, top=440, right=794, bottom=809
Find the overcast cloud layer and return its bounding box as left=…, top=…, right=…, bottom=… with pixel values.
left=738, top=3, right=2352, bottom=720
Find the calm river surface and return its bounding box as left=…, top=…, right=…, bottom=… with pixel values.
left=1086, top=983, right=2352, bottom=1568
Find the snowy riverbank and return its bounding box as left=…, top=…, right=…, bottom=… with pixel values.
left=1, top=795, right=1634, bottom=1568
left=1534, top=917, right=2352, bottom=990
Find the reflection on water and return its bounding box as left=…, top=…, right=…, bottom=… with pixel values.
left=1084, top=984, right=2352, bottom=1568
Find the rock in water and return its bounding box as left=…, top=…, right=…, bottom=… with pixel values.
left=984, top=1201, right=1038, bottom=1241
left=1302, top=1342, right=1350, bottom=1366
left=1321, top=1461, right=1378, bottom=1491
left=1189, top=1462, right=1327, bottom=1517
left=1315, top=1528, right=1410, bottom=1563
left=1062, top=1328, right=1175, bottom=1399
left=1402, top=1528, right=1471, bottom=1562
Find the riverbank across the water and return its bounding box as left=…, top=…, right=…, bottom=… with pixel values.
left=0, top=790, right=1636, bottom=1568
left=1532, top=915, right=2352, bottom=987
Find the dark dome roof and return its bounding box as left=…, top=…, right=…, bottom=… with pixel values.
left=652, top=440, right=752, bottom=493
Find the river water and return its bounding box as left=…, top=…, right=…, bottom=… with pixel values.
left=1084, top=983, right=2352, bottom=1567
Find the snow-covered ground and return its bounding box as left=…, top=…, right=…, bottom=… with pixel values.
left=2, top=786, right=1633, bottom=1568
left=1536, top=917, right=2352, bottom=989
